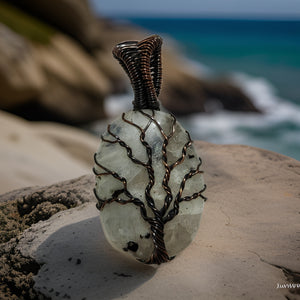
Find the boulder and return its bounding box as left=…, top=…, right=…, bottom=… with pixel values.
left=7, top=0, right=101, bottom=49
left=31, top=34, right=111, bottom=123
left=0, top=139, right=299, bottom=299
left=0, top=110, right=98, bottom=195
left=93, top=22, right=148, bottom=94
left=202, top=78, right=261, bottom=112
left=0, top=24, right=45, bottom=108
left=36, top=34, right=110, bottom=95
left=160, top=48, right=260, bottom=114
left=0, top=2, right=110, bottom=123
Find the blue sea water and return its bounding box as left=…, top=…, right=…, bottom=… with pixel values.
left=107, top=18, right=300, bottom=160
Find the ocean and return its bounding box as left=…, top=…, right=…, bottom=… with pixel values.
left=104, top=18, right=300, bottom=160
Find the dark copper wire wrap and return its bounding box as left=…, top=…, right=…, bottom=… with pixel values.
left=112, top=35, right=162, bottom=111
left=93, top=110, right=207, bottom=265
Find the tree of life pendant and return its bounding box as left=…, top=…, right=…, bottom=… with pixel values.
left=93, top=35, right=206, bottom=264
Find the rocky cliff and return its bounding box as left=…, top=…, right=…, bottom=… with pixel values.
left=0, top=0, right=260, bottom=125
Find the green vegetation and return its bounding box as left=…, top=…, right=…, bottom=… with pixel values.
left=0, top=1, right=55, bottom=44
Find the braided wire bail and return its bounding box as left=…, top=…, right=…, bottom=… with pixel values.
left=112, top=35, right=163, bottom=111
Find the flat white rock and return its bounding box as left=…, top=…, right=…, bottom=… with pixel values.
left=15, top=142, right=300, bottom=299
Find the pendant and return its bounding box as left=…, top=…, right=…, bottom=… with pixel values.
left=93, top=35, right=206, bottom=265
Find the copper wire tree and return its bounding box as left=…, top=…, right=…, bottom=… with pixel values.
left=93, top=35, right=206, bottom=264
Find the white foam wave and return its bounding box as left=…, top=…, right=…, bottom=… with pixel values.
left=178, top=72, right=300, bottom=159
left=231, top=72, right=300, bottom=125
left=104, top=92, right=133, bottom=118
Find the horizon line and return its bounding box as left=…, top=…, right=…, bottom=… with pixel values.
left=98, top=13, right=300, bottom=21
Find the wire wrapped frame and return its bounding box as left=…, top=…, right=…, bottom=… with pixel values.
left=112, top=35, right=162, bottom=111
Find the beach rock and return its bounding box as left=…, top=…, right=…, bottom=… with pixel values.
left=160, top=49, right=260, bottom=114
left=0, top=110, right=98, bottom=195
left=0, top=23, right=45, bottom=109
left=36, top=34, right=110, bottom=96
left=31, top=34, right=110, bottom=123
left=92, top=23, right=149, bottom=94
left=0, top=175, right=94, bottom=299
left=202, top=79, right=261, bottom=112
left=8, top=0, right=101, bottom=49
left=0, top=2, right=109, bottom=123
left=94, top=48, right=129, bottom=94
left=160, top=64, right=207, bottom=114
left=0, top=140, right=299, bottom=299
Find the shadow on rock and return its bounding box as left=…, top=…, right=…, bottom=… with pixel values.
left=34, top=216, right=156, bottom=299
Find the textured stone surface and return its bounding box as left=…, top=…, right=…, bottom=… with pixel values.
left=0, top=142, right=298, bottom=299
left=94, top=110, right=205, bottom=263
left=0, top=175, right=94, bottom=300
left=0, top=175, right=94, bottom=243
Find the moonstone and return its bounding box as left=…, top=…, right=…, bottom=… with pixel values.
left=94, top=109, right=205, bottom=264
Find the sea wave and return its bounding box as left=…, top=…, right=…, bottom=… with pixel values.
left=182, top=72, right=300, bottom=159
left=232, top=72, right=300, bottom=125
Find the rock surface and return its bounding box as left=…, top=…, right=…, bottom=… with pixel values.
left=0, top=110, right=98, bottom=194
left=0, top=23, right=45, bottom=108
left=8, top=0, right=101, bottom=49
left=0, top=175, right=94, bottom=300
left=33, top=33, right=110, bottom=123
left=160, top=50, right=260, bottom=114
left=1, top=140, right=299, bottom=299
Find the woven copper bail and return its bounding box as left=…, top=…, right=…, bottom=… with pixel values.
left=112, top=35, right=162, bottom=111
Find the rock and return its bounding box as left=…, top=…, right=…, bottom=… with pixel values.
left=0, top=23, right=45, bottom=108
left=0, top=175, right=94, bottom=300
left=160, top=48, right=260, bottom=114
left=0, top=174, right=94, bottom=241
left=0, top=110, right=98, bottom=194
left=7, top=0, right=101, bottom=49
left=94, top=49, right=129, bottom=94
left=94, top=110, right=205, bottom=263
left=93, top=23, right=149, bottom=94
left=160, top=60, right=207, bottom=114
left=202, top=78, right=261, bottom=112
left=35, top=34, right=110, bottom=96
left=0, top=1, right=110, bottom=124
left=31, top=34, right=110, bottom=123
left=0, top=141, right=299, bottom=299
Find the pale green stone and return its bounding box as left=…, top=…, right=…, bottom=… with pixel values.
left=94, top=109, right=205, bottom=263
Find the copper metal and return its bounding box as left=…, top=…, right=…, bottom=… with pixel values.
left=112, top=35, right=162, bottom=111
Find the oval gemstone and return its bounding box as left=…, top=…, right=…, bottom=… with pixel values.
left=94, top=109, right=205, bottom=264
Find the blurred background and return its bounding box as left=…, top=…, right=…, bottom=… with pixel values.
left=1, top=0, right=300, bottom=160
